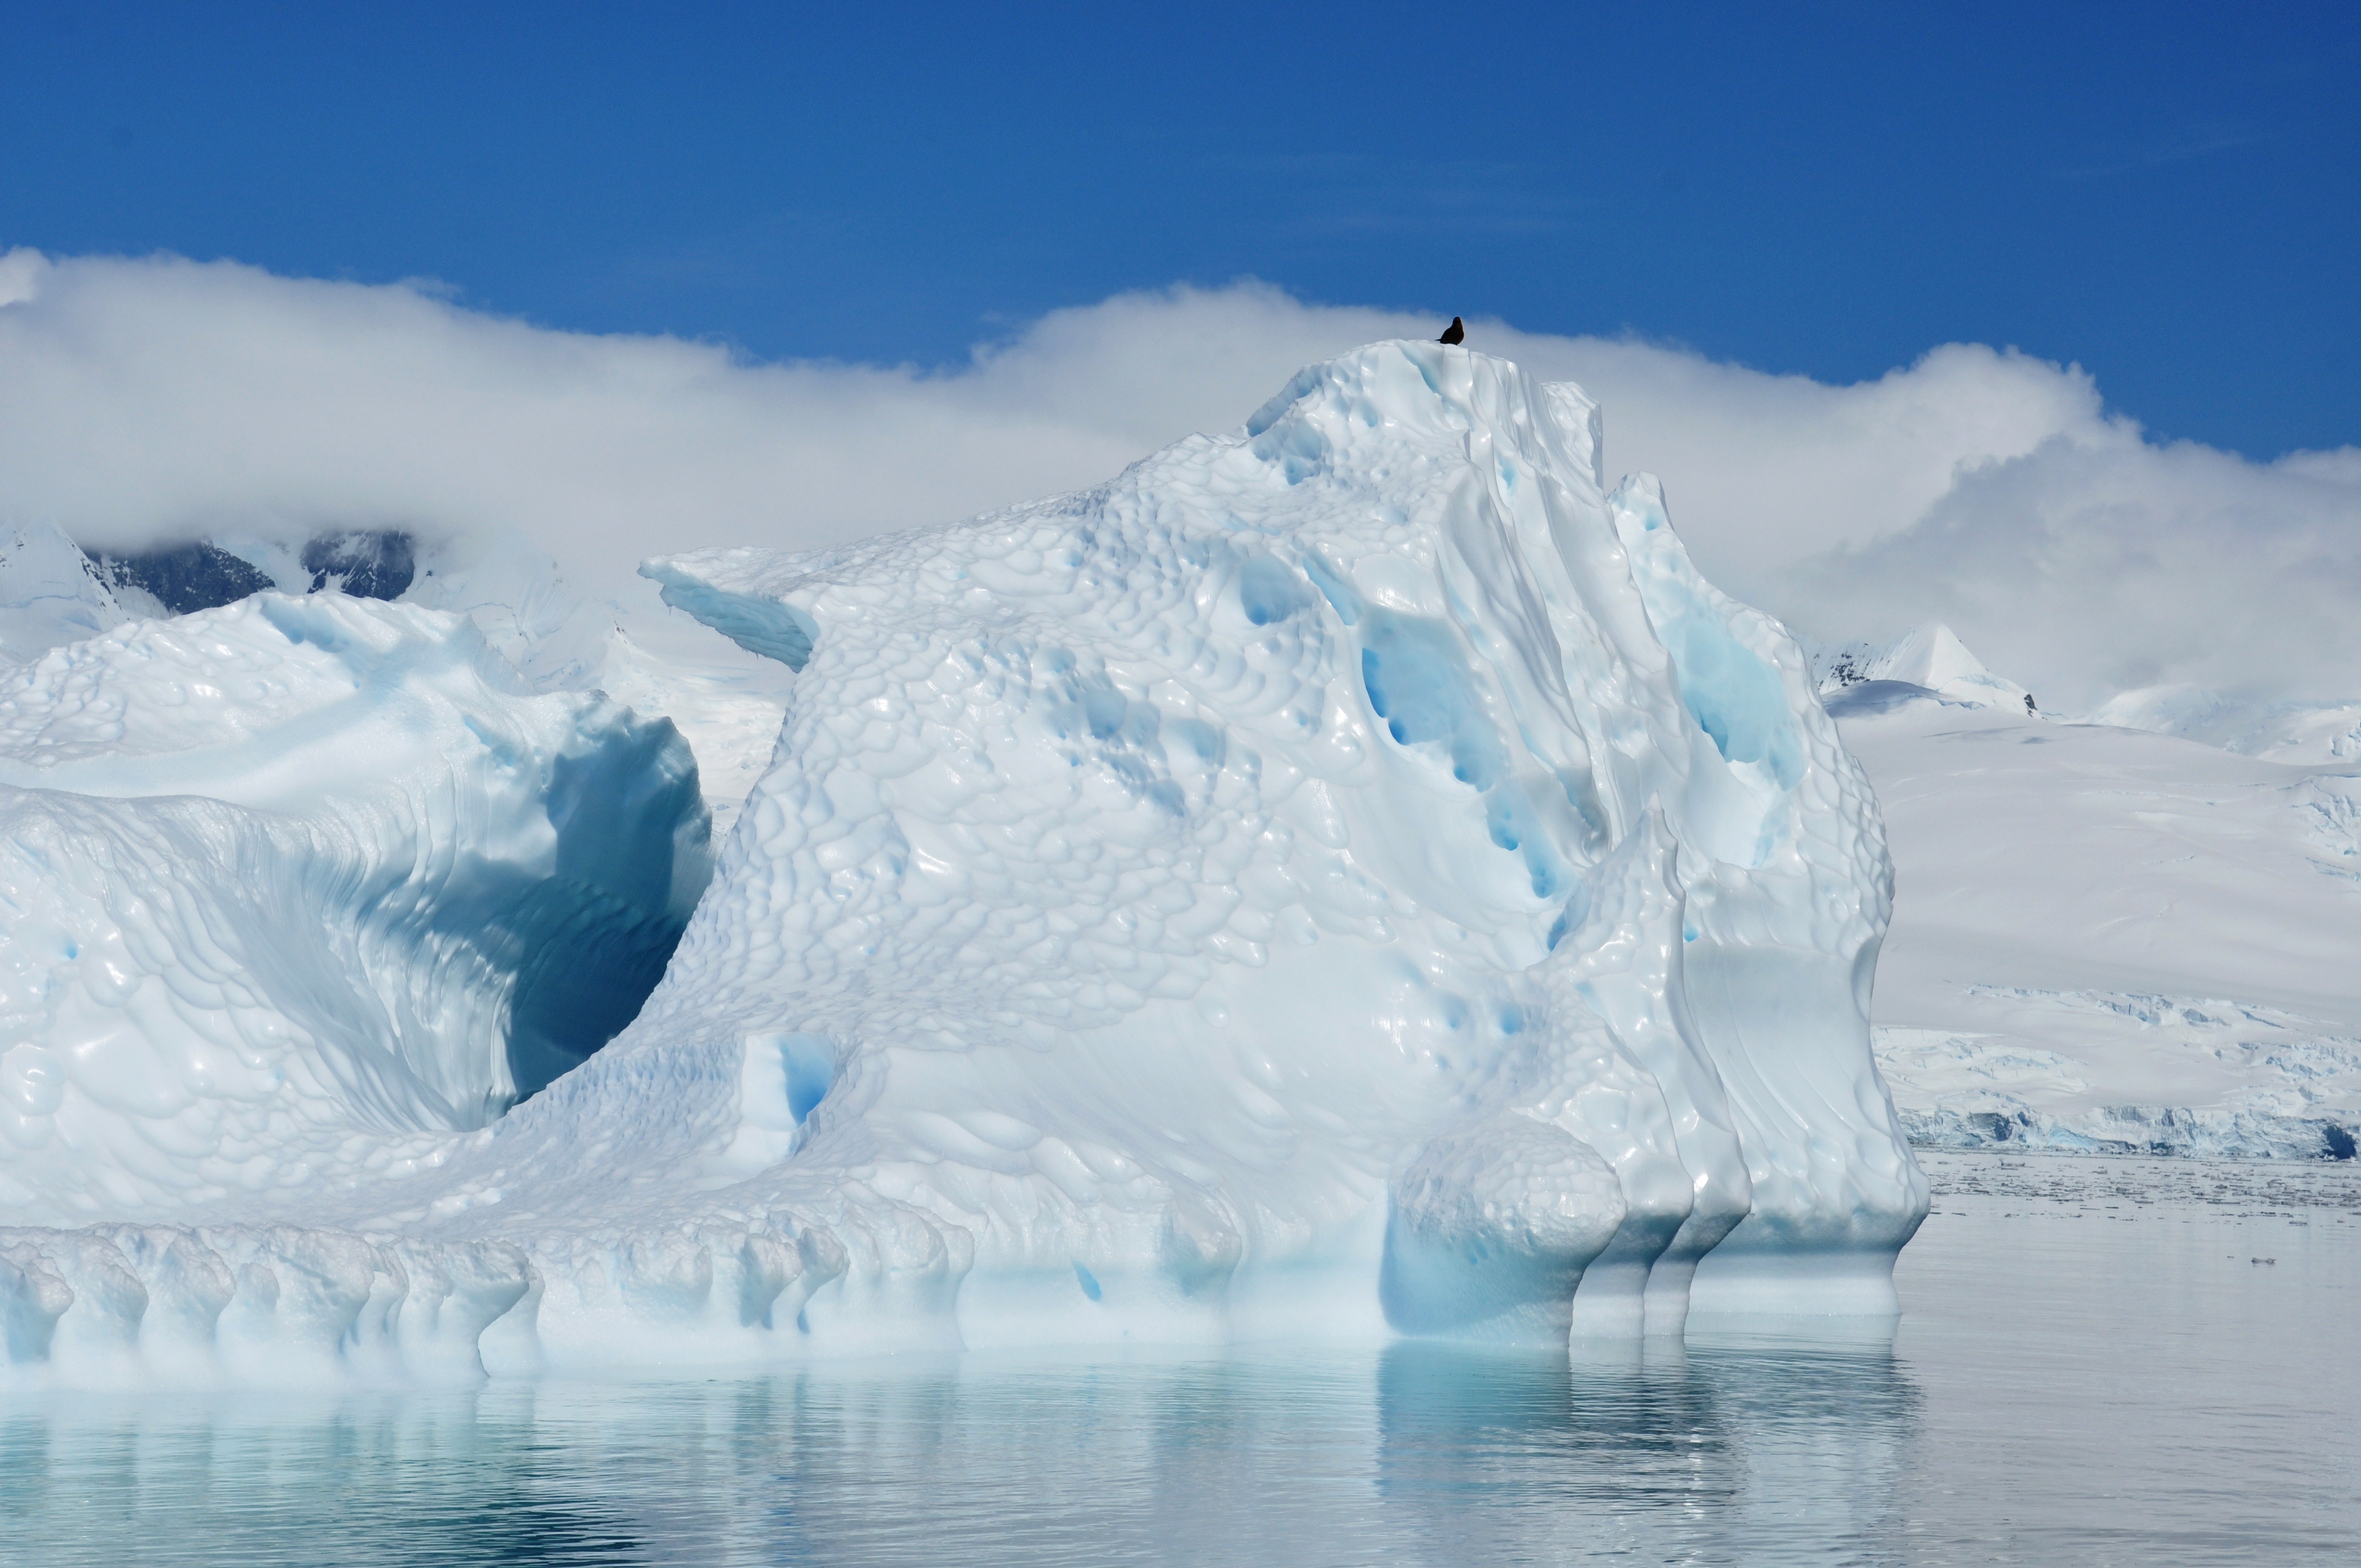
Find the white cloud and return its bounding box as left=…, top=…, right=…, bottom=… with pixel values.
left=1795, top=437, right=2361, bottom=707
left=2, top=248, right=2354, bottom=710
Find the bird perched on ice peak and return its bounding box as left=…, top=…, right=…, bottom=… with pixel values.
left=1438, top=316, right=1465, bottom=345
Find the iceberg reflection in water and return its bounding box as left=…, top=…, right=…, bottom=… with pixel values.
left=4, top=1151, right=2358, bottom=1565
left=0, top=1339, right=1918, bottom=1566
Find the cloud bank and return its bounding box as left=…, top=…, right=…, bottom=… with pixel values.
left=3, top=248, right=2355, bottom=710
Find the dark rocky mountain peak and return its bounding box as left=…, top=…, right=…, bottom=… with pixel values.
left=301, top=530, right=417, bottom=600
left=96, top=542, right=276, bottom=616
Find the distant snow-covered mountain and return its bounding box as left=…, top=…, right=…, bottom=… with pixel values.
left=0, top=521, right=148, bottom=660
left=1809, top=618, right=2361, bottom=766
left=1808, top=623, right=2031, bottom=712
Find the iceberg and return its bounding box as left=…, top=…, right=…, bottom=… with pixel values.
left=1, top=342, right=1925, bottom=1385
left=0, top=518, right=797, bottom=840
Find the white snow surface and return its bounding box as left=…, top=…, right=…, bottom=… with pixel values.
left=2089, top=683, right=2361, bottom=765
left=2, top=342, right=1925, bottom=1387
left=1834, top=689, right=2361, bottom=1159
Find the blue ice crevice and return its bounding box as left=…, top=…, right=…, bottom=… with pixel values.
left=1358, top=606, right=1573, bottom=902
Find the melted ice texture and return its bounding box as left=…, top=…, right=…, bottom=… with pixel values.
left=1, top=343, right=1925, bottom=1386
left=0, top=595, right=711, bottom=1192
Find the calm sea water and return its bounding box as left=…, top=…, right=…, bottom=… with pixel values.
left=4, top=1152, right=2355, bottom=1566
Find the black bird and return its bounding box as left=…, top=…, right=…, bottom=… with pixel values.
left=1438, top=316, right=1465, bottom=345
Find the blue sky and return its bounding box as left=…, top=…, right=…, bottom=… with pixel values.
left=4, top=1, right=2356, bottom=456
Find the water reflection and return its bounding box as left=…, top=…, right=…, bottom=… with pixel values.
left=13, top=1153, right=2360, bottom=1563
left=0, top=1335, right=1921, bottom=1566
left=1377, top=1336, right=1920, bottom=1563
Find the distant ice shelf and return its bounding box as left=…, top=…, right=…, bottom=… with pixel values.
left=2, top=342, right=1926, bottom=1387
left=1880, top=1001, right=2361, bottom=1162
left=1829, top=687, right=2361, bottom=1162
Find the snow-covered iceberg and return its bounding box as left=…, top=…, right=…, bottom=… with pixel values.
left=2, top=342, right=1925, bottom=1385
left=0, top=518, right=795, bottom=840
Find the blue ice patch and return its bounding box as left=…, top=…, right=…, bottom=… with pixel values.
left=1082, top=684, right=1127, bottom=740
left=1544, top=881, right=1591, bottom=951
left=781, top=1035, right=836, bottom=1125
left=1359, top=611, right=1505, bottom=790
left=641, top=569, right=819, bottom=671
left=1361, top=608, right=1573, bottom=901
left=1238, top=554, right=1305, bottom=626
left=1666, top=609, right=1803, bottom=788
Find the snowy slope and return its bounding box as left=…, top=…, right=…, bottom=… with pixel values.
left=2090, top=684, right=2361, bottom=765
left=1833, top=690, right=2361, bottom=1158
left=0, top=524, right=143, bottom=663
